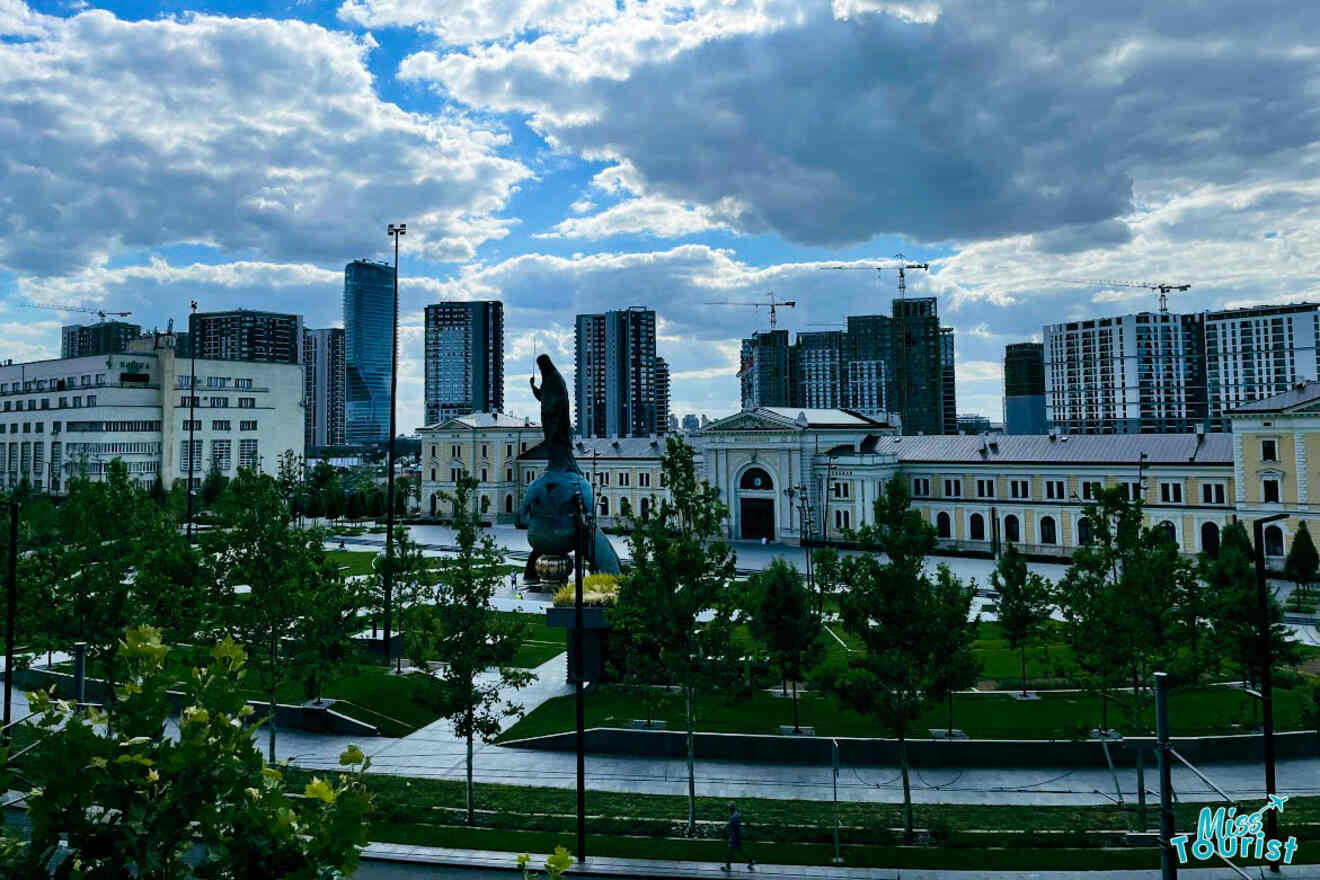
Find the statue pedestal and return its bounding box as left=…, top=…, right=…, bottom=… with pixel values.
left=533, top=554, right=573, bottom=592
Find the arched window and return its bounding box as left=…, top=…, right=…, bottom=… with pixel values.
left=599, top=496, right=609, bottom=517
left=1078, top=517, right=1092, bottom=546
left=739, top=467, right=773, bottom=491
left=1158, top=520, right=1177, bottom=545
left=970, top=513, right=985, bottom=541
left=1265, top=524, right=1284, bottom=557
left=1040, top=516, right=1057, bottom=545
left=430, top=493, right=438, bottom=516
left=505, top=494, right=514, bottom=513
left=1200, top=521, right=1220, bottom=556
left=937, top=511, right=951, bottom=538
left=640, top=497, right=650, bottom=522
left=1004, top=514, right=1020, bottom=543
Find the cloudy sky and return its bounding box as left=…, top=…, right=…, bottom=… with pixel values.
left=2, top=0, right=1318, bottom=432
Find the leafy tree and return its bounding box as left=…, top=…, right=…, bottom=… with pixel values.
left=133, top=516, right=208, bottom=648
left=200, top=457, right=229, bottom=508
left=820, top=474, right=976, bottom=841
left=1202, top=521, right=1301, bottom=718
left=992, top=542, right=1053, bottom=695
left=612, top=435, right=738, bottom=836
left=746, top=559, right=824, bottom=732
left=811, top=546, right=842, bottom=614
left=369, top=529, right=428, bottom=657
left=405, top=474, right=531, bottom=825
left=928, top=565, right=982, bottom=736
left=16, top=626, right=372, bottom=878
left=1285, top=521, right=1319, bottom=598
left=205, top=468, right=340, bottom=761
left=295, top=546, right=370, bottom=703
left=346, top=490, right=364, bottom=524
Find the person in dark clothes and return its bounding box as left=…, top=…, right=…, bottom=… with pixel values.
left=721, top=801, right=754, bottom=871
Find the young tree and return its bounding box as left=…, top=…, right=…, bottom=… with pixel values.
left=820, top=474, right=977, bottom=841
left=296, top=542, right=371, bottom=703
left=18, top=626, right=373, bottom=878
left=746, top=559, right=825, bottom=733
left=612, top=435, right=739, bottom=836
left=369, top=528, right=429, bottom=652
left=811, top=546, right=841, bottom=614
left=205, top=468, right=334, bottom=761
left=992, top=542, right=1053, bottom=696
left=201, top=456, right=229, bottom=507
left=405, top=474, right=531, bottom=824
left=1285, top=521, right=1319, bottom=599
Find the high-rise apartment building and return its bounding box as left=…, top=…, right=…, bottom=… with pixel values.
left=891, top=297, right=946, bottom=435
left=792, top=331, right=844, bottom=409
left=574, top=307, right=667, bottom=438
left=843, top=314, right=893, bottom=420
left=1003, top=342, right=1047, bottom=434
left=304, top=328, right=346, bottom=449
left=1204, top=303, right=1320, bottom=430
left=1043, top=311, right=1205, bottom=434
left=343, top=260, right=394, bottom=446
left=61, top=322, right=142, bottom=359
left=189, top=310, right=303, bottom=365
left=655, top=357, right=670, bottom=436
left=940, top=327, right=957, bottom=434
left=423, top=301, right=504, bottom=426
left=739, top=330, right=792, bottom=409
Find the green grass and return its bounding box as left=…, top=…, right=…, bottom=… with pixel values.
left=499, top=682, right=1313, bottom=742
left=325, top=550, right=378, bottom=577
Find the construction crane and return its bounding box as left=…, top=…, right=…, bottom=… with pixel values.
left=16, top=302, right=133, bottom=322
left=1060, top=279, right=1191, bottom=314
left=820, top=256, right=931, bottom=428
left=703, top=291, right=796, bottom=331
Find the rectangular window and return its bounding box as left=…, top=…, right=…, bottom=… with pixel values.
left=182, top=420, right=201, bottom=431
left=1262, top=439, right=1278, bottom=462
left=210, top=439, right=232, bottom=471
left=451, top=444, right=461, bottom=458
left=34, top=423, right=42, bottom=433
left=95, top=374, right=104, bottom=386
left=209, top=396, right=229, bottom=408
left=505, top=467, right=513, bottom=481
left=1160, top=482, right=1182, bottom=503
left=639, top=472, right=651, bottom=488
left=235, top=378, right=253, bottom=390
left=450, top=468, right=461, bottom=482
left=1264, top=479, right=1280, bottom=503
left=211, top=420, right=230, bottom=431
left=238, top=439, right=258, bottom=470
left=480, top=444, right=488, bottom=458
left=943, top=478, right=960, bottom=498
left=1201, top=483, right=1226, bottom=505
left=58, top=397, right=67, bottom=408
left=86, top=395, right=95, bottom=407
left=505, top=443, right=513, bottom=458
left=240, top=420, right=257, bottom=431
left=480, top=467, right=488, bottom=482
left=976, top=478, right=995, bottom=498
left=1010, top=479, right=1029, bottom=499
left=1122, top=481, right=1142, bottom=501
left=619, top=472, right=631, bottom=487
left=21, top=423, right=28, bottom=434
left=525, top=469, right=535, bottom=484
left=834, top=509, right=851, bottom=529
left=2, top=403, right=8, bottom=413
left=1081, top=481, right=1101, bottom=500
left=40, top=399, right=48, bottom=410
left=180, top=440, right=202, bottom=472
left=238, top=398, right=255, bottom=409
left=912, top=477, right=930, bottom=497
left=72, top=397, right=81, bottom=408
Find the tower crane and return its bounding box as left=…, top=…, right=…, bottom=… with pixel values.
left=1059, top=279, right=1191, bottom=314
left=820, top=256, right=931, bottom=427
left=16, top=302, right=133, bottom=322
left=703, top=291, right=797, bottom=331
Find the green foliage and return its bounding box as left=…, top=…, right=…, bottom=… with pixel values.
left=612, top=434, right=737, bottom=835
left=992, top=542, right=1052, bottom=698
left=745, top=559, right=825, bottom=732
left=405, top=473, right=532, bottom=824
left=811, top=546, right=842, bottom=613
left=1285, top=521, right=1320, bottom=596
left=822, top=473, right=976, bottom=841
left=518, top=846, right=574, bottom=879
left=200, top=456, right=229, bottom=507
left=552, top=573, right=620, bottom=607
left=15, top=627, right=372, bottom=878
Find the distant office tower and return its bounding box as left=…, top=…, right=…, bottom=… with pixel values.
left=343, top=259, right=395, bottom=445
left=668, top=414, right=679, bottom=433
left=682, top=413, right=700, bottom=433
left=189, top=310, right=303, bottom=364
left=792, top=331, right=844, bottom=408
left=574, top=307, right=666, bottom=438
left=739, top=330, right=792, bottom=408
left=1044, top=311, right=1205, bottom=434
left=956, top=414, right=992, bottom=434
left=1003, top=342, right=1047, bottom=434
left=940, top=327, right=957, bottom=434
left=655, top=356, right=670, bottom=435
left=843, top=314, right=893, bottom=419
left=304, top=328, right=346, bottom=449
left=892, top=297, right=945, bottom=435
left=61, top=322, right=142, bottom=359
left=1204, top=303, right=1320, bottom=430
left=423, top=301, right=504, bottom=425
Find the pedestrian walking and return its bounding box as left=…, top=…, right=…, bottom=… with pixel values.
left=721, top=801, right=754, bottom=872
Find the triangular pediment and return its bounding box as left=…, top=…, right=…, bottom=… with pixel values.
left=704, top=410, right=798, bottom=432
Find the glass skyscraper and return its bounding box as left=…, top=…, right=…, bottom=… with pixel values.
left=344, top=259, right=395, bottom=446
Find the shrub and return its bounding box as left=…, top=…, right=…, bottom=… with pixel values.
left=552, top=574, right=620, bottom=608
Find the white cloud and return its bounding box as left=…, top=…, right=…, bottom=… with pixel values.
left=568, top=198, right=595, bottom=214
left=338, top=0, right=617, bottom=45
left=535, top=196, right=738, bottom=240
left=0, top=4, right=531, bottom=275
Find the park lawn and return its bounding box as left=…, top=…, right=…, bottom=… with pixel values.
left=498, top=682, right=1312, bottom=742
left=325, top=550, right=377, bottom=577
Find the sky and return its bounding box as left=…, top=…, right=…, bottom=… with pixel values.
left=2, top=0, right=1318, bottom=433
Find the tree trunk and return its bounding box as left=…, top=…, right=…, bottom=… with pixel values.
left=792, top=678, right=800, bottom=733
left=1135, top=747, right=1146, bottom=832
left=898, top=733, right=913, bottom=842
left=946, top=692, right=953, bottom=736
left=686, top=685, right=696, bottom=838
left=466, top=724, right=475, bottom=826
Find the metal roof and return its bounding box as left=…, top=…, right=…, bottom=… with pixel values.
left=1227, top=381, right=1320, bottom=414
left=520, top=435, right=669, bottom=461
left=861, top=432, right=1232, bottom=465
left=419, top=412, right=539, bottom=431
left=757, top=407, right=890, bottom=427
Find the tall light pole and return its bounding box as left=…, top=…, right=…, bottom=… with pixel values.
left=1252, top=511, right=1288, bottom=873
left=2, top=500, right=17, bottom=744
left=185, top=300, right=198, bottom=543
left=383, top=223, right=406, bottom=665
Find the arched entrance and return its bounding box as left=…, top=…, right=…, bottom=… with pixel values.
left=1158, top=520, right=1177, bottom=545
left=936, top=511, right=951, bottom=538
left=1200, top=521, right=1220, bottom=556
left=1040, top=516, right=1057, bottom=545
left=1265, top=524, right=1285, bottom=557
left=970, top=513, right=985, bottom=541
left=1004, top=514, right=1020, bottom=543
left=738, top=466, right=775, bottom=541
left=1078, top=517, right=1092, bottom=545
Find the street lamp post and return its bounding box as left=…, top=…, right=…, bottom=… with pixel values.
left=572, top=490, right=588, bottom=863
left=1252, top=511, right=1288, bottom=873
left=185, top=300, right=198, bottom=543
left=2, top=500, right=17, bottom=744
left=382, top=223, right=406, bottom=666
